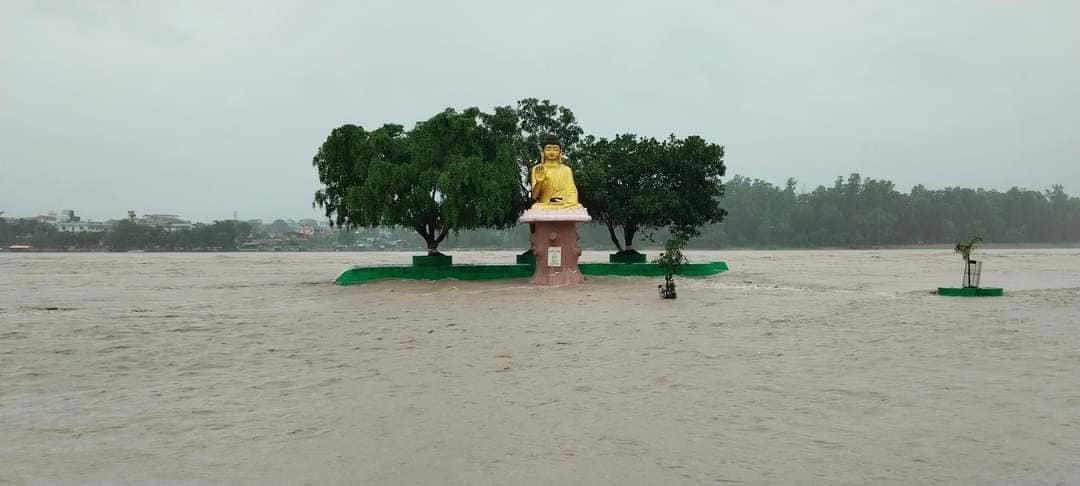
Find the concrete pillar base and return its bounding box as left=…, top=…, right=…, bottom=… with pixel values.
left=529, top=220, right=584, bottom=285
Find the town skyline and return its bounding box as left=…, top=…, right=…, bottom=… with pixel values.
left=0, top=206, right=325, bottom=226
left=3, top=207, right=330, bottom=226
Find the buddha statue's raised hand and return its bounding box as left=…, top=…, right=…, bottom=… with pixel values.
left=532, top=164, right=546, bottom=184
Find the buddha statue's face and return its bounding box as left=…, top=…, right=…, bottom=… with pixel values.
left=542, top=144, right=561, bottom=163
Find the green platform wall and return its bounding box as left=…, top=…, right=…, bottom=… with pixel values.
left=936, top=287, right=1004, bottom=297
left=335, top=261, right=729, bottom=285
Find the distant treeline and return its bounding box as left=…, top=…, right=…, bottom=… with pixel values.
left=442, top=173, right=1080, bottom=249
left=4, top=174, right=1078, bottom=252
left=704, top=174, right=1080, bottom=247
left=0, top=220, right=257, bottom=252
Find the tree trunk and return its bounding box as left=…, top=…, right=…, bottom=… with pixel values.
left=432, top=227, right=449, bottom=254
left=606, top=222, right=623, bottom=252
left=623, top=225, right=637, bottom=252
left=414, top=224, right=437, bottom=255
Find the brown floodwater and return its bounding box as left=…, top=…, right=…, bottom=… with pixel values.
left=2, top=250, right=1078, bottom=484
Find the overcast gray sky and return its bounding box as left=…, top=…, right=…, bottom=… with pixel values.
left=2, top=0, right=1078, bottom=222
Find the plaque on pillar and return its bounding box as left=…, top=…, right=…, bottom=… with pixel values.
left=548, top=247, right=562, bottom=267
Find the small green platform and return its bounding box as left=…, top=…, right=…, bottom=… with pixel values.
left=412, top=254, right=452, bottom=266
left=515, top=250, right=534, bottom=264
left=335, top=261, right=729, bottom=285
left=609, top=251, right=648, bottom=264
left=936, top=287, right=1004, bottom=297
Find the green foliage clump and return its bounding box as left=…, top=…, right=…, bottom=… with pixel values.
left=655, top=226, right=693, bottom=275
left=105, top=220, right=164, bottom=252
left=954, top=236, right=982, bottom=262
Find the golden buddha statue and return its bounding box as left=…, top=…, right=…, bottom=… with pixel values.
left=530, top=135, right=582, bottom=210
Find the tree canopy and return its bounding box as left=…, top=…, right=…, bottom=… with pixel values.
left=575, top=134, right=728, bottom=251
left=311, top=100, right=730, bottom=254
left=312, top=107, right=521, bottom=254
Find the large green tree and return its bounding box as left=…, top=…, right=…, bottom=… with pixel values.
left=312, top=107, right=521, bottom=254
left=576, top=134, right=728, bottom=251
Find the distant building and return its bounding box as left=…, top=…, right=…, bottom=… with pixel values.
left=55, top=221, right=110, bottom=233
left=134, top=213, right=195, bottom=232
left=57, top=209, right=80, bottom=223
left=142, top=214, right=185, bottom=225
left=41, top=209, right=108, bottom=233
left=33, top=211, right=57, bottom=223
left=162, top=223, right=195, bottom=232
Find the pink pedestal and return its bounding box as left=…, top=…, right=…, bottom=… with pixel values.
left=529, top=221, right=584, bottom=285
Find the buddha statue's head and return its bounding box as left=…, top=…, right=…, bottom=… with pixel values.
left=540, top=134, right=562, bottom=164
